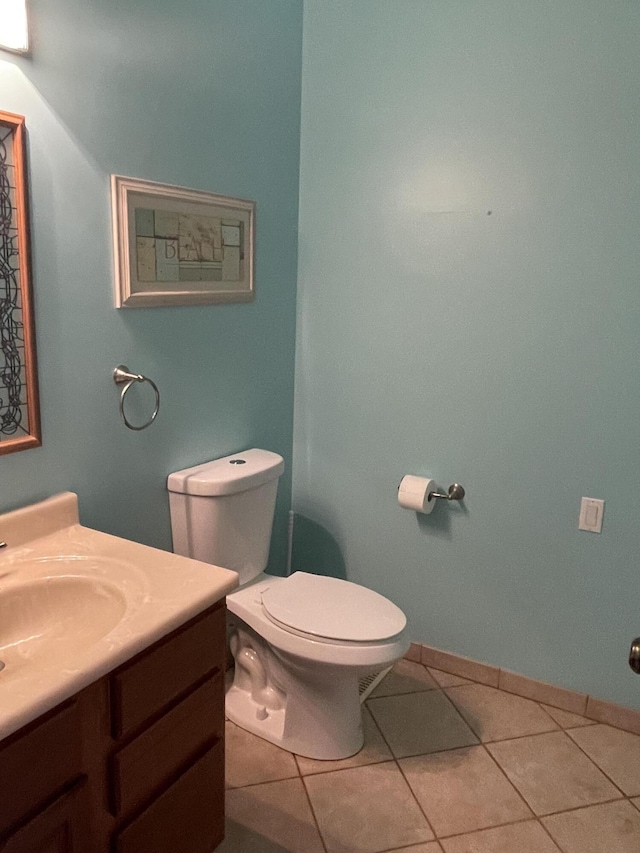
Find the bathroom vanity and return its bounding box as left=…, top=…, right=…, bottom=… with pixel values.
left=0, top=493, right=237, bottom=853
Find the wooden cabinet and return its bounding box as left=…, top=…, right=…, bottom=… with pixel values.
left=0, top=601, right=226, bottom=853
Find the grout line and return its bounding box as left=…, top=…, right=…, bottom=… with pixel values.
left=479, top=740, right=537, bottom=817
left=536, top=701, right=571, bottom=729
left=435, top=814, right=550, bottom=841
left=368, top=690, right=439, bottom=844
left=368, top=704, right=632, bottom=830
left=435, top=817, right=568, bottom=853
left=561, top=728, right=631, bottom=800
left=369, top=684, right=440, bottom=700
left=296, top=755, right=395, bottom=778
left=536, top=701, right=598, bottom=731
left=455, top=726, right=564, bottom=747
left=225, top=770, right=304, bottom=791
left=539, top=794, right=629, bottom=820
left=441, top=683, right=570, bottom=735
left=299, top=774, right=329, bottom=853
left=483, top=728, right=569, bottom=747
left=392, top=751, right=439, bottom=842
left=482, top=729, right=627, bottom=817
left=537, top=815, right=572, bottom=853
left=348, top=718, right=625, bottom=763
left=375, top=841, right=445, bottom=852
left=433, top=686, right=482, bottom=743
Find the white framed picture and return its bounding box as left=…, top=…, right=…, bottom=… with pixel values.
left=111, top=175, right=255, bottom=307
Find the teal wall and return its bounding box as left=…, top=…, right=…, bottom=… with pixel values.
left=2, top=0, right=638, bottom=711
left=0, top=0, right=303, bottom=569
left=295, top=1, right=640, bottom=708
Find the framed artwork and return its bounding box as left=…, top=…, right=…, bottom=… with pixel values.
left=0, top=110, right=41, bottom=455
left=111, top=175, right=255, bottom=307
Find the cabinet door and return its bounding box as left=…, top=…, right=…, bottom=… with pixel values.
left=1, top=784, right=90, bottom=853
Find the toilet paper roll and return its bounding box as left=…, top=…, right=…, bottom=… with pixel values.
left=398, top=475, right=437, bottom=514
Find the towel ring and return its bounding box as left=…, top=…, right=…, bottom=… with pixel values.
left=113, top=365, right=160, bottom=431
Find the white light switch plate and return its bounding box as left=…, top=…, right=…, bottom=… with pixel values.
left=579, top=497, right=604, bottom=533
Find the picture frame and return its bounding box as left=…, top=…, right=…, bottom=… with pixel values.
left=111, top=175, right=255, bottom=308
left=0, top=110, right=41, bottom=455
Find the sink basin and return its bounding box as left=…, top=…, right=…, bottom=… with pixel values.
left=0, top=575, right=127, bottom=674
left=0, top=491, right=238, bottom=741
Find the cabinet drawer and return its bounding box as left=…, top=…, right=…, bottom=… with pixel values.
left=0, top=701, right=82, bottom=831
left=110, top=603, right=225, bottom=738
left=110, top=671, right=223, bottom=818
left=114, top=742, right=224, bottom=853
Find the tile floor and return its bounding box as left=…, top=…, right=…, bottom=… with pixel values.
left=217, top=660, right=640, bottom=853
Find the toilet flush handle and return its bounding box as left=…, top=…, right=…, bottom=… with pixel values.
left=629, top=638, right=640, bottom=674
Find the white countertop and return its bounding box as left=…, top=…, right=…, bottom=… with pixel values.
left=0, top=492, right=238, bottom=741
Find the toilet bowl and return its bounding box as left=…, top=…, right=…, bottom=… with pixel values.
left=226, top=570, right=408, bottom=758
left=168, top=449, right=409, bottom=760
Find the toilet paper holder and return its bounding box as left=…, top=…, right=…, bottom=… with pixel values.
left=428, top=483, right=466, bottom=503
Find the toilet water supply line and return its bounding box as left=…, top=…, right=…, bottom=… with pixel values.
left=286, top=510, right=295, bottom=576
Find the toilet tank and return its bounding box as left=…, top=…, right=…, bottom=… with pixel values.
left=167, top=449, right=285, bottom=586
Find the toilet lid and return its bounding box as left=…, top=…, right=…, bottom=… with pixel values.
left=261, top=572, right=406, bottom=642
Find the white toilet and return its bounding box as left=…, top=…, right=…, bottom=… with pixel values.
left=168, top=448, right=409, bottom=760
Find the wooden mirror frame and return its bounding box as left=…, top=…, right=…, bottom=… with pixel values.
left=0, top=110, right=40, bottom=455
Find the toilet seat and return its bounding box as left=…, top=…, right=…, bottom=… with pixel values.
left=228, top=572, right=408, bottom=667
left=261, top=571, right=406, bottom=642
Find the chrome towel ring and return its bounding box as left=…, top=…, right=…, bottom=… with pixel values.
left=113, top=365, right=160, bottom=431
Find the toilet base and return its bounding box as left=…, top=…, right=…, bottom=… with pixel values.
left=226, top=622, right=366, bottom=760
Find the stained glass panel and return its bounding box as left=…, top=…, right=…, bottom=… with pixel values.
left=0, top=112, right=40, bottom=454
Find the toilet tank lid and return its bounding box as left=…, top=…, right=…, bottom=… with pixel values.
left=167, top=449, right=285, bottom=496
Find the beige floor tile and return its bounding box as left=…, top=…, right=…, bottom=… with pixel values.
left=218, top=818, right=318, bottom=853
left=568, top=724, right=640, bottom=796
left=542, top=704, right=594, bottom=729
left=400, top=745, right=532, bottom=837
left=387, top=844, right=443, bottom=852
left=445, top=684, right=559, bottom=742
left=368, top=690, right=478, bottom=758
left=542, top=800, right=640, bottom=853
left=222, top=778, right=324, bottom=853
left=370, top=659, right=438, bottom=697
left=440, top=820, right=562, bottom=853
left=304, top=761, right=434, bottom=853
left=428, top=668, right=473, bottom=688
left=296, top=706, right=391, bottom=775
left=225, top=721, right=299, bottom=788
left=632, top=797, right=640, bottom=811
left=487, top=731, right=621, bottom=815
